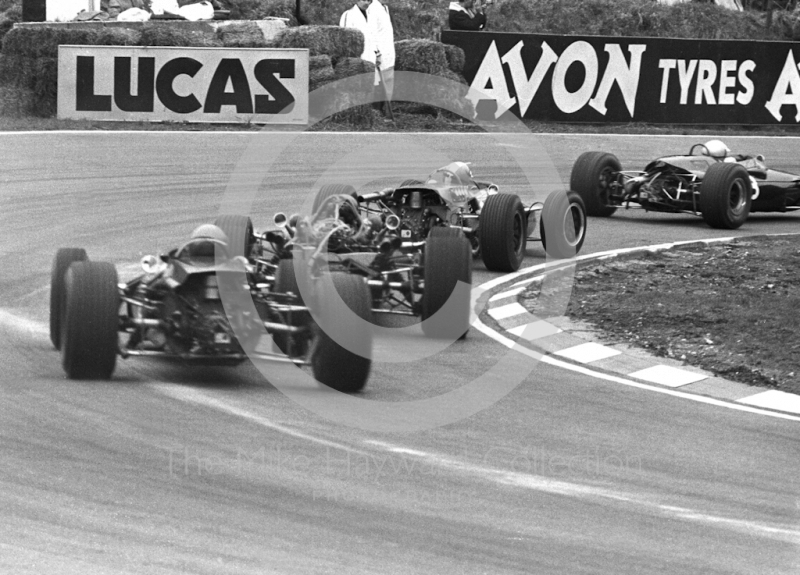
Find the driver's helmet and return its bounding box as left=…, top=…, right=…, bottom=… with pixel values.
left=427, top=161, right=474, bottom=187
left=704, top=139, right=731, bottom=159
left=179, top=224, right=229, bottom=259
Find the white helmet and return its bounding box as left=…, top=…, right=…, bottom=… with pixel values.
left=704, top=139, right=730, bottom=159
left=190, top=224, right=228, bottom=244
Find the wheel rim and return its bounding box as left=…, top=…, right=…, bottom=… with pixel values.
left=563, top=202, right=586, bottom=247
left=512, top=212, right=523, bottom=255
left=598, top=167, right=615, bottom=205
left=729, top=179, right=747, bottom=215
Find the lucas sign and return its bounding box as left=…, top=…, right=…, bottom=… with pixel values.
left=442, top=30, right=800, bottom=125
left=58, top=46, right=309, bottom=124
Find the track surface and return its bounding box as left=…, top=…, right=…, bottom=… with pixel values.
left=1, top=132, right=799, bottom=574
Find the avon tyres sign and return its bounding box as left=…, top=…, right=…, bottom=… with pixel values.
left=442, top=30, right=800, bottom=124
left=58, top=46, right=308, bottom=124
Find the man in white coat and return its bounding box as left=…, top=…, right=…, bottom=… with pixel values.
left=368, top=0, right=395, bottom=104
left=339, top=0, right=377, bottom=66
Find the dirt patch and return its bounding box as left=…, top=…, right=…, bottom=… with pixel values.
left=521, top=237, right=800, bottom=394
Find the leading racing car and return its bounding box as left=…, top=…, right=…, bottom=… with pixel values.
left=50, top=223, right=373, bottom=392
left=571, top=139, right=800, bottom=229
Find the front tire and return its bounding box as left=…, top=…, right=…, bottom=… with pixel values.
left=312, top=184, right=357, bottom=214
left=311, top=273, right=372, bottom=393
left=213, top=215, right=254, bottom=259
left=699, top=163, right=752, bottom=229
left=570, top=151, right=621, bottom=217
left=61, top=261, right=119, bottom=380
left=50, top=248, right=87, bottom=350
left=479, top=193, right=526, bottom=272
left=422, top=235, right=472, bottom=339
left=541, top=191, right=587, bottom=259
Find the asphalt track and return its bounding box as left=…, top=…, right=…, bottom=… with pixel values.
left=1, top=131, right=799, bottom=574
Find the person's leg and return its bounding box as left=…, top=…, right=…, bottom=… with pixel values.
left=382, top=67, right=395, bottom=102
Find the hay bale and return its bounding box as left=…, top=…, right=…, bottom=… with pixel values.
left=443, top=44, right=465, bottom=74
left=394, top=39, right=447, bottom=76
left=230, top=0, right=297, bottom=24
left=31, top=56, right=57, bottom=117
left=309, top=55, right=334, bottom=91
left=96, top=28, right=141, bottom=46
left=1, top=27, right=102, bottom=58
left=0, top=6, right=21, bottom=50
left=0, top=53, right=24, bottom=86
left=333, top=56, right=375, bottom=81
left=0, top=85, right=34, bottom=117
left=274, top=25, right=363, bottom=61
left=139, top=25, right=222, bottom=47
left=218, top=22, right=268, bottom=47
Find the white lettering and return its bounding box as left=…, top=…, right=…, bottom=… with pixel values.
left=694, top=59, right=717, bottom=105
left=717, top=60, right=737, bottom=105
left=501, top=40, right=558, bottom=117
left=551, top=41, right=598, bottom=114
left=467, top=41, right=516, bottom=119
left=737, top=60, right=755, bottom=105
left=658, top=59, right=677, bottom=104
left=677, top=59, right=698, bottom=105
left=589, top=44, right=646, bottom=116
left=765, top=50, right=800, bottom=121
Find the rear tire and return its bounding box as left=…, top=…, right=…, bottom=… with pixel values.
left=422, top=235, right=472, bottom=339
left=50, top=248, right=88, bottom=350
left=311, top=273, right=372, bottom=393
left=541, top=191, right=587, bottom=259
left=213, top=215, right=254, bottom=258
left=479, top=193, right=526, bottom=272
left=312, top=184, right=357, bottom=214
left=61, top=261, right=119, bottom=380
left=570, top=151, right=620, bottom=217
left=699, top=163, right=752, bottom=229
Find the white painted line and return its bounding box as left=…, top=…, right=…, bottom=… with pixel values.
left=511, top=276, right=541, bottom=288
left=554, top=342, right=621, bottom=364
left=628, top=365, right=708, bottom=387
left=489, top=287, right=526, bottom=302
left=488, top=302, right=529, bottom=321
left=508, top=321, right=562, bottom=340
left=737, top=390, right=800, bottom=415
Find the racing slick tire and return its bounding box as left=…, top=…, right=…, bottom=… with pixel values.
left=213, top=215, right=254, bottom=258
left=479, top=193, right=527, bottom=272
left=699, top=163, right=752, bottom=229
left=422, top=235, right=472, bottom=339
left=61, top=261, right=119, bottom=380
left=570, top=151, right=621, bottom=217
left=312, top=184, right=358, bottom=214
left=540, top=190, right=587, bottom=260
left=311, top=273, right=372, bottom=393
left=50, top=248, right=88, bottom=350
left=399, top=179, right=423, bottom=187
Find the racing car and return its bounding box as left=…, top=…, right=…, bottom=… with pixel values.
left=49, top=222, right=373, bottom=392
left=239, top=195, right=473, bottom=340
left=316, top=161, right=588, bottom=271
left=571, top=139, right=800, bottom=229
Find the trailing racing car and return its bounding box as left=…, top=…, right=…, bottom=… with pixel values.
left=571, top=139, right=800, bottom=229
left=49, top=222, right=373, bottom=392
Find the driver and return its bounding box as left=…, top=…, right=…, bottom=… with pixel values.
left=704, top=139, right=733, bottom=161
left=175, top=224, right=230, bottom=261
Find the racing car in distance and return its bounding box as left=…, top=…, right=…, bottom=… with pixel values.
left=571, top=139, right=800, bottom=229
left=49, top=222, right=372, bottom=392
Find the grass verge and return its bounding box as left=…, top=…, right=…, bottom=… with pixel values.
left=524, top=237, right=800, bottom=394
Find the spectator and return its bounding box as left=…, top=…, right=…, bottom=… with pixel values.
left=448, top=0, right=491, bottom=31
left=339, top=0, right=377, bottom=65
left=368, top=0, right=395, bottom=103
